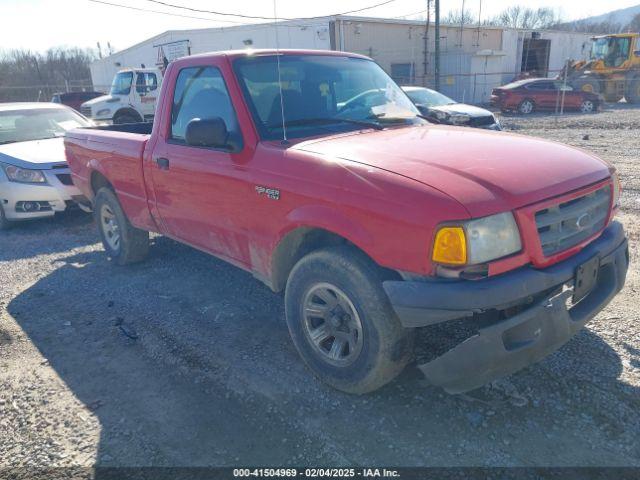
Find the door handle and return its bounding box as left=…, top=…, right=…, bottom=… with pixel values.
left=155, top=157, right=170, bottom=170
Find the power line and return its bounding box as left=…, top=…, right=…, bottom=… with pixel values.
left=393, top=8, right=429, bottom=19
left=140, top=0, right=398, bottom=21
left=88, top=0, right=249, bottom=24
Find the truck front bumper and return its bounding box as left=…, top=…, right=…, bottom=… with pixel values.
left=383, top=221, right=629, bottom=393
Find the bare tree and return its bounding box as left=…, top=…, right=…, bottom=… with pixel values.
left=441, top=5, right=563, bottom=29
left=442, top=8, right=476, bottom=26
left=489, top=6, right=561, bottom=30
left=0, top=47, right=97, bottom=102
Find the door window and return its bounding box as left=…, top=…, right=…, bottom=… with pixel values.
left=136, top=72, right=158, bottom=94
left=527, top=81, right=554, bottom=90
left=170, top=66, right=241, bottom=145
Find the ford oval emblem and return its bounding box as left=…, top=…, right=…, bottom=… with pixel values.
left=575, top=212, right=591, bottom=231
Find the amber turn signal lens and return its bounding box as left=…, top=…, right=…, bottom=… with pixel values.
left=432, top=227, right=467, bottom=265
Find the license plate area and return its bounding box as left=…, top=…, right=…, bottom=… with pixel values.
left=573, top=255, right=600, bottom=303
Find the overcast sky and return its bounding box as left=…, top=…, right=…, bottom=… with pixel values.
left=1, top=0, right=639, bottom=52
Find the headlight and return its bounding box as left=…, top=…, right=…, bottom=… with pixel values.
left=1, top=163, right=47, bottom=184
left=612, top=172, right=621, bottom=209
left=96, top=108, right=111, bottom=117
left=432, top=212, right=522, bottom=266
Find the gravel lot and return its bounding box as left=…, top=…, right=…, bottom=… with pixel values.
left=1, top=105, right=639, bottom=469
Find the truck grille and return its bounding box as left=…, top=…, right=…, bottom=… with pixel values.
left=535, top=185, right=611, bottom=256
left=80, top=106, right=92, bottom=117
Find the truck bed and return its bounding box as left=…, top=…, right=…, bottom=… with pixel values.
left=64, top=123, right=156, bottom=231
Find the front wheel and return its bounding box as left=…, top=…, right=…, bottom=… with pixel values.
left=580, top=99, right=596, bottom=114
left=94, top=188, right=149, bottom=265
left=285, top=246, right=413, bottom=394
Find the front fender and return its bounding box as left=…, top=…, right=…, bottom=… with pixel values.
left=284, top=203, right=375, bottom=251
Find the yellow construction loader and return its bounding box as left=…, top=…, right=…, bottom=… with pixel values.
left=563, top=33, right=640, bottom=103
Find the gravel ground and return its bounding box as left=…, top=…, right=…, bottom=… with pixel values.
left=1, top=106, right=639, bottom=469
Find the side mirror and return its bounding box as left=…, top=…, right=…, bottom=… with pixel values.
left=185, top=117, right=231, bottom=150
left=634, top=50, right=640, bottom=58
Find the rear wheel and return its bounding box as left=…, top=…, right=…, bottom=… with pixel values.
left=580, top=99, right=596, bottom=114
left=625, top=77, right=640, bottom=104
left=94, top=188, right=149, bottom=265
left=518, top=99, right=535, bottom=114
left=284, top=246, right=413, bottom=394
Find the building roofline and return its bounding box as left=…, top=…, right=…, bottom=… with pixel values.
left=92, top=13, right=596, bottom=66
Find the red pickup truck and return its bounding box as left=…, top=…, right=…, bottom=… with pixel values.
left=65, top=50, right=628, bottom=394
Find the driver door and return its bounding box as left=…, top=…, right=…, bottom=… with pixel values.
left=135, top=72, right=160, bottom=120
left=149, top=64, right=251, bottom=264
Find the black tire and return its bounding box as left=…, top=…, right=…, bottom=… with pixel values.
left=517, top=99, right=535, bottom=115
left=626, top=77, right=640, bottom=104
left=113, top=112, right=141, bottom=124
left=0, top=203, right=11, bottom=231
left=94, top=188, right=149, bottom=265
left=285, top=246, right=413, bottom=394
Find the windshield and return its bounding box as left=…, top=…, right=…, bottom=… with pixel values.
left=404, top=88, right=455, bottom=107
left=234, top=55, right=423, bottom=140
left=110, top=71, right=133, bottom=95
left=590, top=37, right=631, bottom=67
left=0, top=108, right=90, bottom=145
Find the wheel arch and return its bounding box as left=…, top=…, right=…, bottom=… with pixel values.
left=90, top=169, right=114, bottom=198
left=113, top=107, right=142, bottom=123
left=269, top=220, right=398, bottom=293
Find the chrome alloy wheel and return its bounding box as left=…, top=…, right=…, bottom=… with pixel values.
left=302, top=282, right=364, bottom=367
left=100, top=204, right=121, bottom=251
left=580, top=99, right=595, bottom=113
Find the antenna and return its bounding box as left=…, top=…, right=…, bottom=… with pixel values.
left=273, top=0, right=288, bottom=143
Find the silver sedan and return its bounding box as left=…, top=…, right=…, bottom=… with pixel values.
left=0, top=103, right=91, bottom=229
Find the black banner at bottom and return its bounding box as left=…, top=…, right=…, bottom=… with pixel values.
left=1, top=467, right=639, bottom=480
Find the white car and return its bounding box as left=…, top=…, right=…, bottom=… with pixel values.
left=0, top=103, right=92, bottom=229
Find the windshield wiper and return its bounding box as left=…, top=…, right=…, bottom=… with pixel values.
left=269, top=117, right=384, bottom=131
left=0, top=140, right=17, bottom=145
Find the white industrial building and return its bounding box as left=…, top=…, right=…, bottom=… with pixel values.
left=90, top=15, right=594, bottom=104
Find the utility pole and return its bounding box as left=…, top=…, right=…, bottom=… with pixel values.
left=423, top=0, right=430, bottom=87
left=435, top=0, right=440, bottom=90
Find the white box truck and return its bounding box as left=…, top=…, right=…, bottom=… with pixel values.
left=80, top=68, right=161, bottom=124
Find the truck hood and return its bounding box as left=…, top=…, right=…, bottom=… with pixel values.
left=0, top=137, right=66, bottom=170
left=295, top=125, right=610, bottom=217
left=82, top=94, right=121, bottom=108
